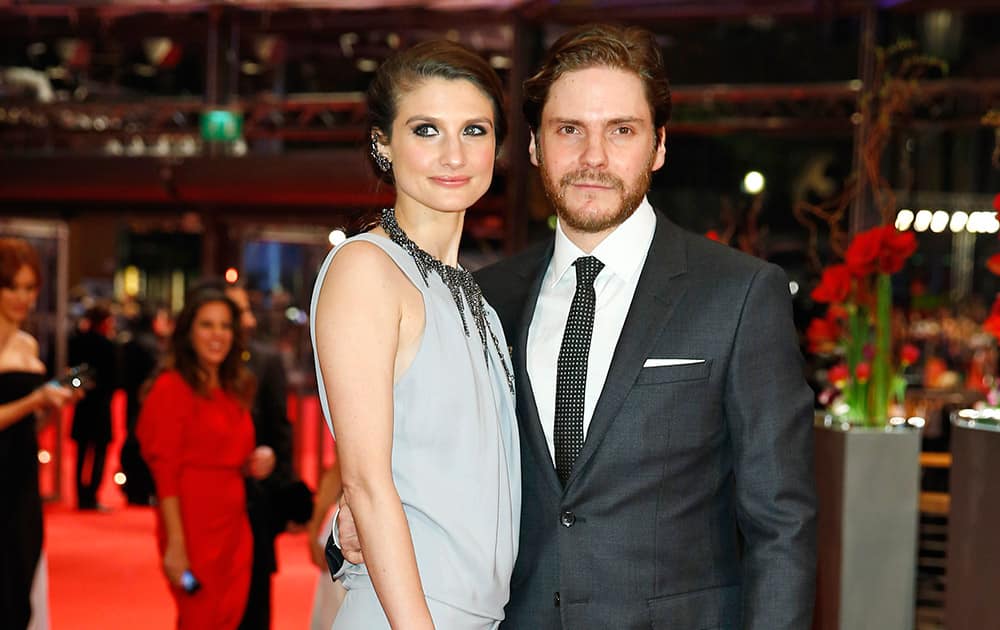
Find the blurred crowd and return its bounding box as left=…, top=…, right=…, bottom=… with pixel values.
left=2, top=236, right=345, bottom=630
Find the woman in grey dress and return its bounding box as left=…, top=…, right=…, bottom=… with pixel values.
left=309, top=41, right=520, bottom=630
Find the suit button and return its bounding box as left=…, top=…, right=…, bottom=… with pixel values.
left=554, top=591, right=560, bottom=607
left=560, top=511, right=576, bottom=527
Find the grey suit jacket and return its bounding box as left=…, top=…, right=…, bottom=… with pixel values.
left=475, top=212, right=817, bottom=630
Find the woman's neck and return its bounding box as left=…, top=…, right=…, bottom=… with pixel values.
left=200, top=366, right=221, bottom=390
left=390, top=204, right=465, bottom=267
left=0, top=317, right=18, bottom=353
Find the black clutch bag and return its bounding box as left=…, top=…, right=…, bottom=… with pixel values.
left=325, top=532, right=345, bottom=581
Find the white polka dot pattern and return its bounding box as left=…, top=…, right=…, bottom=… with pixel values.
left=554, top=255, right=604, bottom=486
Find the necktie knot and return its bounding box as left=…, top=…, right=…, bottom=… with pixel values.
left=574, top=256, right=604, bottom=287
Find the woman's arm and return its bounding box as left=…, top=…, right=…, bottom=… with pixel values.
left=1, top=332, right=76, bottom=429
left=314, top=241, right=433, bottom=630
left=136, top=372, right=192, bottom=587
left=0, top=387, right=47, bottom=430
left=158, top=495, right=190, bottom=585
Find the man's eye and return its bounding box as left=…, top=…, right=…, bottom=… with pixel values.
left=558, top=125, right=578, bottom=135
left=615, top=127, right=634, bottom=135
left=464, top=125, right=488, bottom=136
left=413, top=124, right=438, bottom=137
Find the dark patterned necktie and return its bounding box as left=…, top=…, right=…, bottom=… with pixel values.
left=554, top=255, right=605, bottom=486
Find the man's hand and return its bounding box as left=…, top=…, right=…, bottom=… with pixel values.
left=337, top=500, right=364, bottom=564
left=308, top=536, right=327, bottom=570
left=246, top=445, right=276, bottom=480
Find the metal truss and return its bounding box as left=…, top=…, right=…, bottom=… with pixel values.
left=3, top=78, right=1000, bottom=154
left=0, top=92, right=369, bottom=154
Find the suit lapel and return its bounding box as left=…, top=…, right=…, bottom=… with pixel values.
left=565, top=212, right=689, bottom=488
left=510, top=242, right=564, bottom=495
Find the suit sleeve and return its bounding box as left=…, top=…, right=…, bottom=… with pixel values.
left=724, top=263, right=817, bottom=630
left=136, top=372, right=191, bottom=500
left=254, top=350, right=294, bottom=482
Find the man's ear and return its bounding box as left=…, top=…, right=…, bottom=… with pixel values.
left=651, top=126, right=666, bottom=172
left=528, top=130, right=540, bottom=167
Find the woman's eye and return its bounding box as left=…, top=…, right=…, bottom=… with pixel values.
left=413, top=124, right=438, bottom=137
left=463, top=124, right=488, bottom=136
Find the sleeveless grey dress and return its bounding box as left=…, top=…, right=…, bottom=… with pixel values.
left=309, top=233, right=520, bottom=629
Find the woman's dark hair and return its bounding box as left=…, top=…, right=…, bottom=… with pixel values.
left=0, top=237, right=41, bottom=289
left=366, top=39, right=508, bottom=184
left=164, top=287, right=255, bottom=406
left=523, top=24, right=671, bottom=143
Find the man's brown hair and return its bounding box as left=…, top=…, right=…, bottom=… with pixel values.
left=523, top=24, right=671, bottom=143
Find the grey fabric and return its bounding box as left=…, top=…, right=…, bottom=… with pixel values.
left=310, top=233, right=521, bottom=624
left=333, top=587, right=500, bottom=630
left=476, top=212, right=817, bottom=630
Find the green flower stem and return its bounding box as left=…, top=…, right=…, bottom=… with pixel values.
left=846, top=302, right=867, bottom=424
left=870, top=272, right=893, bottom=426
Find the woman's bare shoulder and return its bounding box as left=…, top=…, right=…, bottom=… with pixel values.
left=0, top=331, right=45, bottom=373
left=13, top=330, right=39, bottom=354
left=322, top=239, right=411, bottom=294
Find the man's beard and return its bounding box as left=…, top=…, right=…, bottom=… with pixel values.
left=538, top=148, right=655, bottom=234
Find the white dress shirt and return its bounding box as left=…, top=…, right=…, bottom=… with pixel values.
left=526, top=197, right=657, bottom=464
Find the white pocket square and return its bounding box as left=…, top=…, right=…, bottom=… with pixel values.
left=643, top=358, right=705, bottom=367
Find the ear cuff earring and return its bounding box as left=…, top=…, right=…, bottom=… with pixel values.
left=370, top=133, right=392, bottom=173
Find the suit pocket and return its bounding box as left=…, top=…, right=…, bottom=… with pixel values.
left=647, top=584, right=740, bottom=630
left=635, top=359, right=712, bottom=385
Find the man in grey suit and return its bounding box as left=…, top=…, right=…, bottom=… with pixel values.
left=336, top=23, right=816, bottom=629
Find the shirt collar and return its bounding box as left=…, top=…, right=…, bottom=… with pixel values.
left=550, top=196, right=656, bottom=287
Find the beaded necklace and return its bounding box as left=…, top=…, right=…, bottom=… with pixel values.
left=380, top=208, right=514, bottom=395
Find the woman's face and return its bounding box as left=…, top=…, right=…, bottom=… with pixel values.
left=0, top=265, right=39, bottom=326
left=189, top=301, right=234, bottom=373
left=382, top=77, right=497, bottom=217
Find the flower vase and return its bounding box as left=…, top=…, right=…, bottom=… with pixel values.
left=813, top=417, right=922, bottom=630
left=945, top=410, right=1000, bottom=628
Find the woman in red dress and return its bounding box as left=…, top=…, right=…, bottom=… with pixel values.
left=138, top=287, right=275, bottom=629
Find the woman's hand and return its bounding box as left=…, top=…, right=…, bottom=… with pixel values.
left=246, top=445, right=275, bottom=480
left=36, top=383, right=77, bottom=409
left=162, top=540, right=190, bottom=586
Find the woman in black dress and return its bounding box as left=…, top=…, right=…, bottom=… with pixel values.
left=0, top=237, right=77, bottom=629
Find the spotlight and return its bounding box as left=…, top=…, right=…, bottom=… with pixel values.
left=930, top=210, right=949, bottom=233
left=328, top=229, right=346, bottom=246
left=987, top=213, right=1000, bottom=234
left=913, top=210, right=933, bottom=232
left=894, top=209, right=914, bottom=231
left=949, top=211, right=968, bottom=233
left=741, top=171, right=765, bottom=195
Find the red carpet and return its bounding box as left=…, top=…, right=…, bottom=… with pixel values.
left=42, top=391, right=332, bottom=629
left=45, top=504, right=320, bottom=630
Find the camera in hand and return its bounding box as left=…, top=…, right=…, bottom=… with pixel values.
left=54, top=363, right=95, bottom=390
left=180, top=570, right=201, bottom=594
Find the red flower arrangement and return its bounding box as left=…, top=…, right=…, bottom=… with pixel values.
left=844, top=225, right=918, bottom=276
left=809, top=225, right=919, bottom=426
left=982, top=193, right=1000, bottom=337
